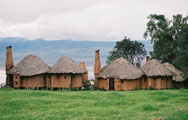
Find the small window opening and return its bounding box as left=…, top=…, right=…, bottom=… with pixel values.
left=121, top=80, right=124, bottom=83
left=56, top=74, right=59, bottom=79
left=48, top=75, right=51, bottom=79
left=144, top=77, right=147, bottom=82
left=16, top=82, right=18, bottom=85
left=64, top=75, right=66, bottom=79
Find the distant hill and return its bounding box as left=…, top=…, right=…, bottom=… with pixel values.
left=0, top=37, right=153, bottom=79
left=0, top=37, right=115, bottom=67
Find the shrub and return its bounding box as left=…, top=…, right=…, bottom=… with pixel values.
left=134, top=86, right=138, bottom=90
left=148, top=86, right=153, bottom=90
left=71, top=87, right=80, bottom=91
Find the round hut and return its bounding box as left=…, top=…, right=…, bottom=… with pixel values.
left=47, top=56, right=86, bottom=89
left=141, top=59, right=173, bottom=89
left=97, top=57, right=143, bottom=91
left=163, top=62, right=185, bottom=88
left=6, top=55, right=51, bottom=89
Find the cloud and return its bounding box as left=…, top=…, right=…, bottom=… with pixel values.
left=0, top=0, right=187, bottom=41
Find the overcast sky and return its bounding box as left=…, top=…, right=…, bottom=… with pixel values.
left=0, top=0, right=187, bottom=41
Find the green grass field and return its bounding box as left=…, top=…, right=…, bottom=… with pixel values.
left=0, top=88, right=188, bottom=120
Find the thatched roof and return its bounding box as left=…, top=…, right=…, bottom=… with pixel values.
left=163, top=62, right=184, bottom=82
left=97, top=57, right=143, bottom=79
left=7, top=54, right=51, bottom=76
left=48, top=56, right=86, bottom=74
left=141, top=59, right=173, bottom=77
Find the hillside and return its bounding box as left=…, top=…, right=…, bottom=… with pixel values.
left=0, top=88, right=187, bottom=120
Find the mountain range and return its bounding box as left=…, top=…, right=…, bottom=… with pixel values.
left=0, top=37, right=153, bottom=79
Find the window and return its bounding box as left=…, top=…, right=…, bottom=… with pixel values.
left=48, top=75, right=51, bottom=79
left=15, top=76, right=18, bottom=79
left=64, top=75, right=66, bottom=79
left=121, top=80, right=124, bottom=83
left=15, top=82, right=18, bottom=85
left=56, top=74, right=59, bottom=79
left=21, top=77, right=24, bottom=80
left=144, top=77, right=147, bottom=82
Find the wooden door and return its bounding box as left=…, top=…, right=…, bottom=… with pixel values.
left=109, top=78, right=114, bottom=90
left=115, top=79, right=121, bottom=91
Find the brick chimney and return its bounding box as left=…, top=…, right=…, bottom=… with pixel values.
left=6, top=46, right=14, bottom=71
left=94, top=49, right=101, bottom=89
left=5, top=46, right=14, bottom=87
left=94, top=49, right=101, bottom=75
left=146, top=56, right=150, bottom=63
left=79, top=62, right=88, bottom=81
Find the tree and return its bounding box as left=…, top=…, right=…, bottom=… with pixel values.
left=173, top=24, right=188, bottom=74
left=144, top=14, right=188, bottom=74
left=106, top=36, right=147, bottom=67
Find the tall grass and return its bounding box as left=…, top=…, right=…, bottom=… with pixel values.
left=0, top=88, right=187, bottom=120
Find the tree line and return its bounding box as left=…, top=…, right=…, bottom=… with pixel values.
left=107, top=14, right=188, bottom=75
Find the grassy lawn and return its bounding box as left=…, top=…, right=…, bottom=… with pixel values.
left=0, top=88, right=188, bottom=120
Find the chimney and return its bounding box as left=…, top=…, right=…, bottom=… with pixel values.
left=94, top=49, right=101, bottom=89
left=79, top=62, right=88, bottom=81
left=94, top=49, right=101, bottom=76
left=6, top=46, right=14, bottom=71
left=146, top=56, right=150, bottom=63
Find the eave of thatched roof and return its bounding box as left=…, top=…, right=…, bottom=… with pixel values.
left=97, top=57, right=144, bottom=80
left=48, top=56, right=86, bottom=74
left=7, top=54, right=51, bottom=76
left=163, top=62, right=184, bottom=82
left=141, top=59, right=173, bottom=77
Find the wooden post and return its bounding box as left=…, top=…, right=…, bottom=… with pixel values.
left=52, top=75, right=54, bottom=90
left=134, top=79, right=136, bottom=90
left=36, top=76, right=38, bottom=89
left=148, top=77, right=151, bottom=87
left=107, top=78, right=109, bottom=90
left=70, top=74, right=72, bottom=89
left=158, top=79, right=161, bottom=90
left=29, top=77, right=30, bottom=89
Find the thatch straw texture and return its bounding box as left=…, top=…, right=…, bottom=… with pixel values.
left=48, top=56, right=86, bottom=74
left=141, top=59, right=173, bottom=77
left=7, top=54, right=51, bottom=76
left=97, top=57, right=143, bottom=79
left=163, top=62, right=184, bottom=82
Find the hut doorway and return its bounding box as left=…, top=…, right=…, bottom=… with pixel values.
left=109, top=78, right=114, bottom=90
left=7, top=75, right=13, bottom=87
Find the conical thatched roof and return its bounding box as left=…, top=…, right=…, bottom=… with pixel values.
left=163, top=62, right=184, bottom=82
left=97, top=57, right=143, bottom=79
left=7, top=54, right=51, bottom=76
left=48, top=56, right=86, bottom=74
left=141, top=59, right=173, bottom=77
